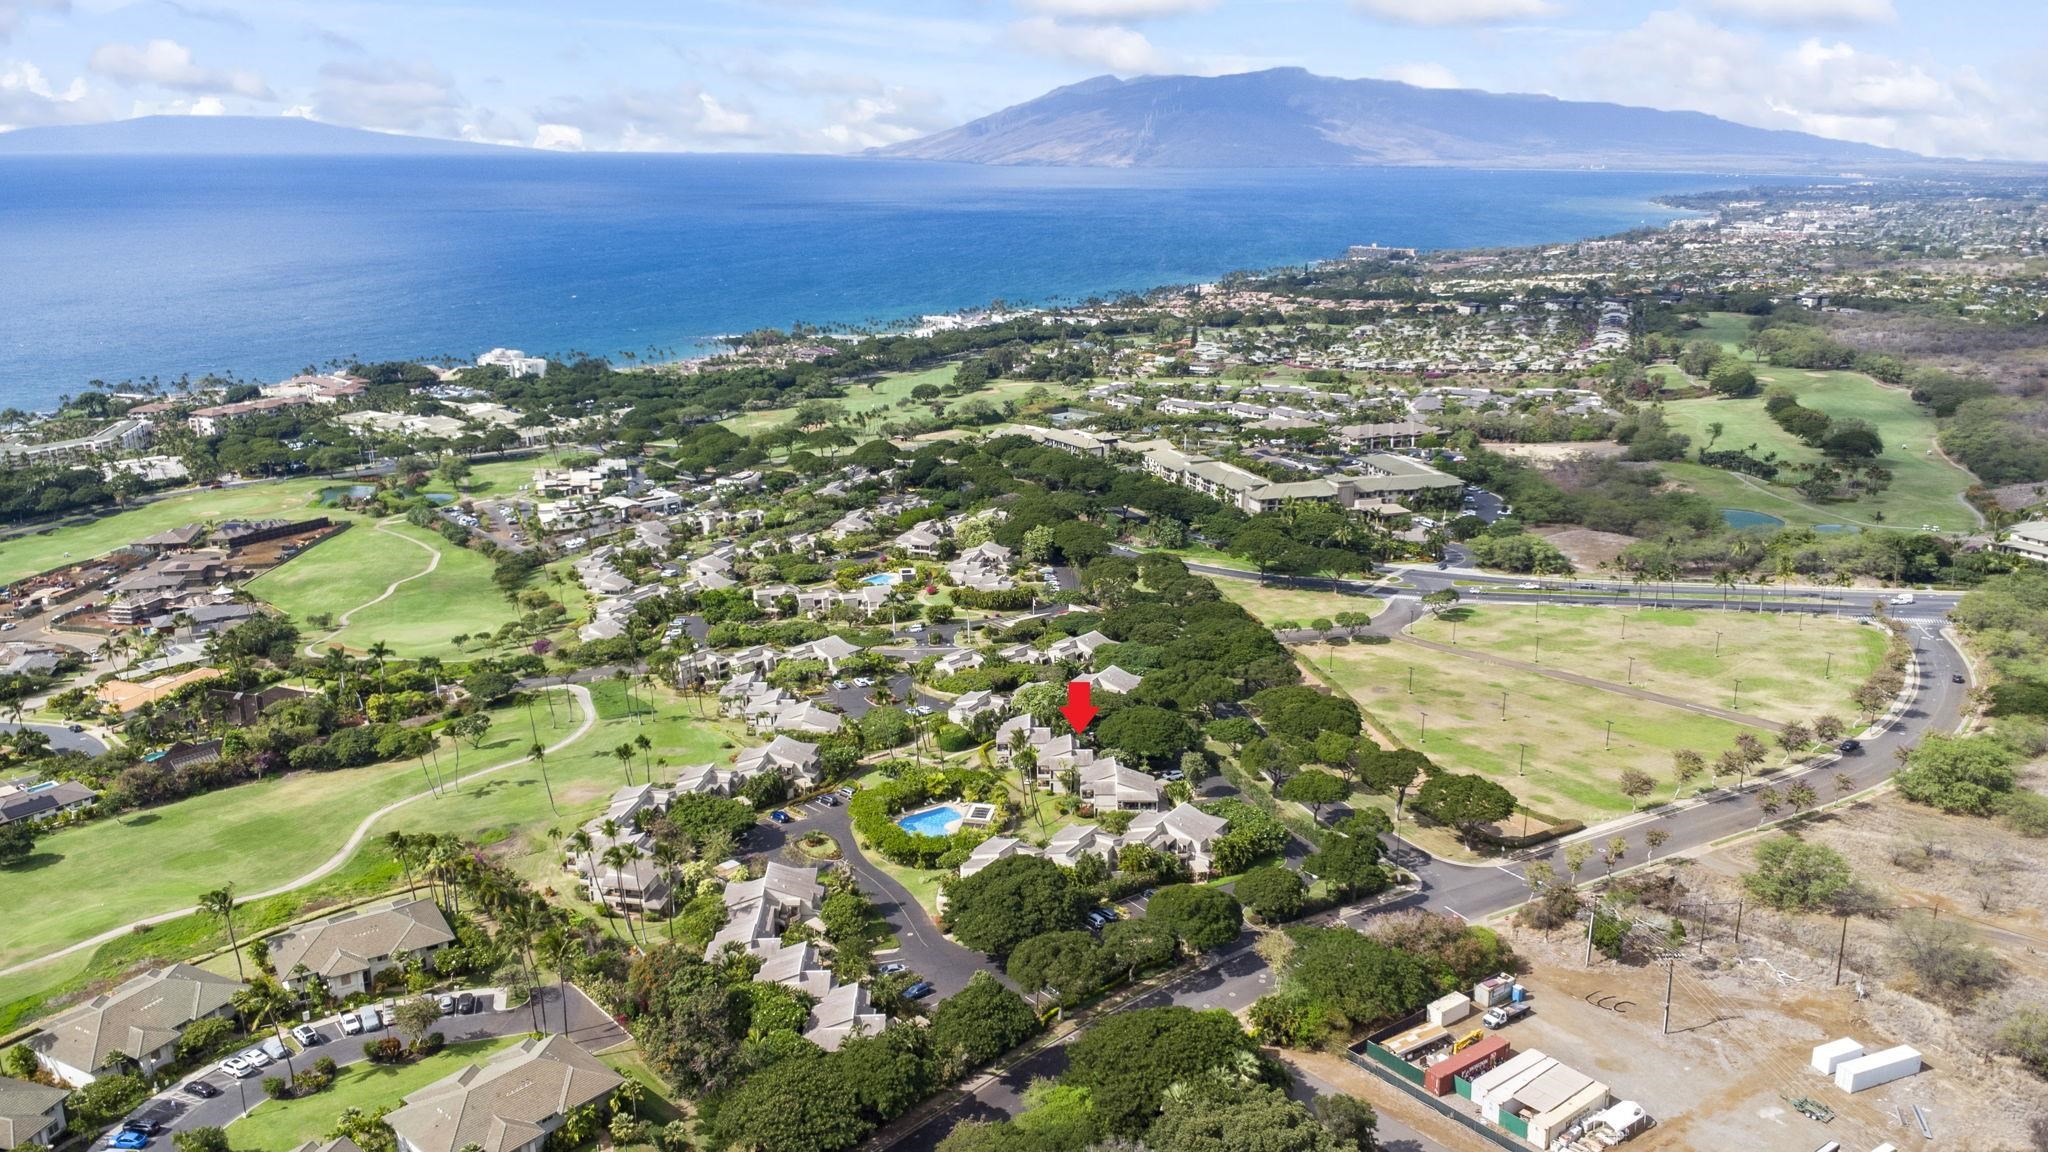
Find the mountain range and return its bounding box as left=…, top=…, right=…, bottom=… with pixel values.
left=876, top=68, right=1922, bottom=171
left=0, top=115, right=509, bottom=156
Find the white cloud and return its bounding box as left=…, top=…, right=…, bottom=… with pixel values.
left=89, top=39, right=271, bottom=100
left=0, top=57, right=106, bottom=130
left=0, top=1, right=67, bottom=44
left=1565, top=10, right=2046, bottom=160
left=1707, top=0, right=1895, bottom=25
left=1019, top=0, right=1216, bottom=17
left=1010, top=15, right=1164, bottom=73
left=535, top=84, right=767, bottom=151
left=533, top=122, right=583, bottom=150
left=1350, top=0, right=1558, bottom=26
left=314, top=57, right=468, bottom=136
left=1380, top=62, right=1462, bottom=88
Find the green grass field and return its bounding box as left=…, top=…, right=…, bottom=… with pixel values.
left=0, top=688, right=751, bottom=1030
left=1658, top=313, right=1977, bottom=532
left=720, top=367, right=1080, bottom=438
left=0, top=705, right=536, bottom=977
left=1211, top=580, right=1384, bottom=628
left=246, top=520, right=518, bottom=657
left=0, top=479, right=354, bottom=584
left=1313, top=640, right=1753, bottom=824
left=229, top=1037, right=521, bottom=1151
left=1406, top=604, right=1884, bottom=725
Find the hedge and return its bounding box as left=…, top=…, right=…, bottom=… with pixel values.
left=848, top=768, right=1004, bottom=868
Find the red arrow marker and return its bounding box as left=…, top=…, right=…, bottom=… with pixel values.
left=1059, top=680, right=1098, bottom=733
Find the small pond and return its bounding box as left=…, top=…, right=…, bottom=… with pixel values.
left=1720, top=508, right=1786, bottom=530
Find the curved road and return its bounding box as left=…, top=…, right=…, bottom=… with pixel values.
left=0, top=721, right=107, bottom=757
left=0, top=685, right=596, bottom=984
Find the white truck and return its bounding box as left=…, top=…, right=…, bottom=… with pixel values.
left=1482, top=1002, right=1532, bottom=1029
left=1889, top=593, right=1916, bottom=606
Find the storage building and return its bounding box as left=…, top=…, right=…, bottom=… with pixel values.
left=1525, top=1080, right=1613, bottom=1148
left=1379, top=1021, right=1450, bottom=1062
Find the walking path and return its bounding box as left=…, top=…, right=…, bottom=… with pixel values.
left=300, top=517, right=443, bottom=657
left=0, top=685, right=596, bottom=983
left=1396, top=633, right=1787, bottom=732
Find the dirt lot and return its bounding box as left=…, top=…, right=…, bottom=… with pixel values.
left=1485, top=779, right=2048, bottom=1152
left=1485, top=441, right=1629, bottom=463
left=1532, top=527, right=1639, bottom=572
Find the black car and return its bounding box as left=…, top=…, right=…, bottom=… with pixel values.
left=903, top=981, right=936, bottom=1000
left=1837, top=739, right=1862, bottom=754
left=184, top=1080, right=222, bottom=1100
left=456, top=992, right=478, bottom=1014
left=120, top=1120, right=164, bottom=1136
left=1952, top=673, right=1967, bottom=684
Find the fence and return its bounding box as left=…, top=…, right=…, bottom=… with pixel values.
left=1348, top=1012, right=1528, bottom=1152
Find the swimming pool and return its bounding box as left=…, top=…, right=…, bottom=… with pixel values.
left=862, top=572, right=901, bottom=587
left=895, top=805, right=964, bottom=836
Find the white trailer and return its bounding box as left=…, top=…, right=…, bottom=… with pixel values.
left=1833, top=1045, right=1921, bottom=1093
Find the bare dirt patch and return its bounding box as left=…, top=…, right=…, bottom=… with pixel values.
left=1485, top=441, right=1628, bottom=463
left=1532, top=527, right=1639, bottom=572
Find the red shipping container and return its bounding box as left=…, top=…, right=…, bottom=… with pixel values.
left=1423, top=1035, right=1511, bottom=1096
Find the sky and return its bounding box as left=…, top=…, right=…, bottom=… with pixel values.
left=1, top=0, right=2044, bottom=160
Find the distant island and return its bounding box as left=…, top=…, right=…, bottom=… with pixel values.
left=876, top=67, right=1924, bottom=172
left=0, top=115, right=515, bottom=156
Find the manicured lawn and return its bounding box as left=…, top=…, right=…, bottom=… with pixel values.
left=1316, top=640, right=1753, bottom=825
left=0, top=478, right=353, bottom=584
left=2, top=689, right=750, bottom=1030
left=247, top=520, right=519, bottom=657
left=1658, top=312, right=1977, bottom=532
left=1405, top=604, right=1885, bottom=725
left=1211, top=580, right=1384, bottom=628
left=720, top=368, right=1079, bottom=439
left=0, top=705, right=536, bottom=975
left=1156, top=543, right=1256, bottom=572
left=230, top=1038, right=521, bottom=1151
left=456, top=451, right=578, bottom=498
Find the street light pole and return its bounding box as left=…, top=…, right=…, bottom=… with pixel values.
left=1418, top=710, right=1429, bottom=743
left=1500, top=689, right=1508, bottom=721
left=1605, top=719, right=1614, bottom=749
left=1732, top=679, right=1743, bottom=709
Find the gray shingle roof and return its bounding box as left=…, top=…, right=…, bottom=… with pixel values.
left=267, top=898, right=454, bottom=982
left=384, top=1036, right=622, bottom=1152
left=0, top=1076, right=68, bottom=1149
left=30, top=964, right=244, bottom=1076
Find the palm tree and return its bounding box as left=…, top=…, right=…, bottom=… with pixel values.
left=233, top=980, right=300, bottom=1084
left=634, top=733, right=653, bottom=779
left=612, top=743, right=636, bottom=786
left=383, top=831, right=418, bottom=895
left=199, top=885, right=243, bottom=978
left=600, top=845, right=643, bottom=945
left=566, top=829, right=597, bottom=903
left=529, top=742, right=557, bottom=814
left=365, top=640, right=394, bottom=695
left=650, top=842, right=683, bottom=942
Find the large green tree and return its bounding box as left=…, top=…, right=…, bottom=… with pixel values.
left=943, top=855, right=1090, bottom=957
left=1064, top=1008, right=1274, bottom=1137
left=1145, top=885, right=1243, bottom=953
left=929, top=973, right=1039, bottom=1071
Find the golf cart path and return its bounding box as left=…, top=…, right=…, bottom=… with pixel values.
left=300, top=517, right=444, bottom=657
left=0, top=684, right=595, bottom=983
left=1396, top=633, right=1788, bottom=732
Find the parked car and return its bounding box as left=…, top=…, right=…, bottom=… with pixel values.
left=833, top=680, right=849, bottom=690
left=356, top=1007, right=384, bottom=1032
left=438, top=994, right=458, bottom=1014
left=183, top=1080, right=222, bottom=1100
left=121, top=1120, right=163, bottom=1137
left=836, top=786, right=856, bottom=798
left=260, top=1036, right=288, bottom=1062
left=853, top=677, right=874, bottom=688
left=219, top=1057, right=255, bottom=1079
left=290, top=1024, right=321, bottom=1047
left=877, top=962, right=907, bottom=975
left=67, top=722, right=85, bottom=733
left=237, top=1047, right=271, bottom=1068
left=456, top=992, right=478, bottom=1014
left=110, top=1130, right=151, bottom=1149
left=903, top=981, right=936, bottom=1000
left=770, top=810, right=792, bottom=824
left=339, top=1012, right=363, bottom=1035
left=816, top=794, right=839, bottom=807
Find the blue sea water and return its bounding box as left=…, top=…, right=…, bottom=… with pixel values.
left=0, top=154, right=1751, bottom=409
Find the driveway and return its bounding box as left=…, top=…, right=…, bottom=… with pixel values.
left=0, top=720, right=107, bottom=756
left=126, top=985, right=623, bottom=1151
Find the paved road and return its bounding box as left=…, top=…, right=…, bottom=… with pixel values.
left=122, top=984, right=625, bottom=1152
left=753, top=798, right=991, bottom=1000
left=0, top=720, right=106, bottom=756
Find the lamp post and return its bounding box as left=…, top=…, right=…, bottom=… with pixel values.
left=1518, top=743, right=1527, bottom=776
left=1714, top=631, right=1723, bottom=658
left=1627, top=656, right=1636, bottom=684
left=1418, top=710, right=1429, bottom=743
left=1500, top=689, right=1508, bottom=721
left=1407, top=666, right=1414, bottom=694
left=1732, top=678, right=1743, bottom=709
left=1825, top=652, right=1833, bottom=680
left=1605, top=719, right=1614, bottom=749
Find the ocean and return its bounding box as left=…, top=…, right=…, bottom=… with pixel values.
left=0, top=154, right=1746, bottom=410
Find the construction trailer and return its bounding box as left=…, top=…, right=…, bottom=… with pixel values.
left=1525, top=1080, right=1613, bottom=1149
left=1474, top=972, right=1518, bottom=1009
left=1833, top=1046, right=1922, bottom=1093
left=1423, top=1034, right=1510, bottom=1096
left=1811, top=1038, right=1865, bottom=1076
left=1380, top=1021, right=1452, bottom=1063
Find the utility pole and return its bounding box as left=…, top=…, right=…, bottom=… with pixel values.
left=1733, top=898, right=1744, bottom=949
left=1662, top=958, right=1675, bottom=1035
left=1584, top=897, right=1598, bottom=966
left=1834, top=915, right=1849, bottom=986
